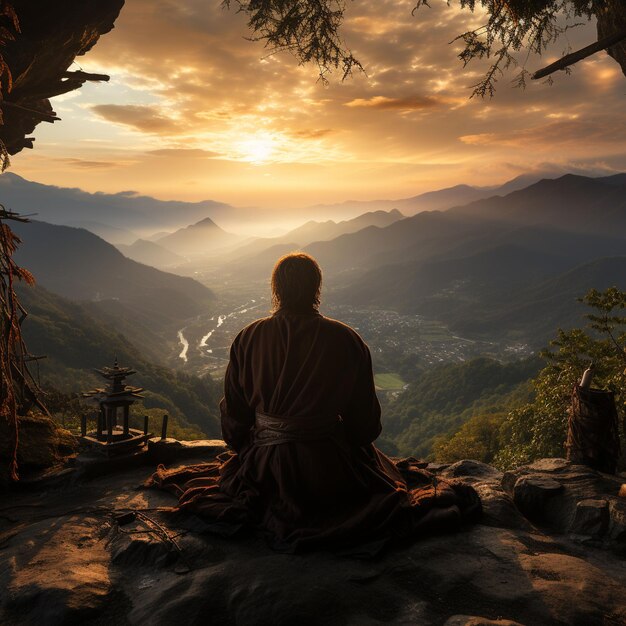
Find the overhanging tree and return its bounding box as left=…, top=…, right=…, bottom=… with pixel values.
left=226, top=1, right=626, bottom=95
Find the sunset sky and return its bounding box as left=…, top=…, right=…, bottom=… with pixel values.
left=10, top=0, right=626, bottom=209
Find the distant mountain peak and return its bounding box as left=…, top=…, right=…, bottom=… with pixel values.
left=192, top=216, right=220, bottom=229
left=155, top=214, right=240, bottom=257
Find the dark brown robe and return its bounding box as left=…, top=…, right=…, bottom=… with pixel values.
left=151, top=309, right=480, bottom=552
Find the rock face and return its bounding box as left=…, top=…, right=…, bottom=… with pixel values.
left=0, top=0, right=125, bottom=156
left=0, top=412, right=77, bottom=484
left=1, top=450, right=625, bottom=625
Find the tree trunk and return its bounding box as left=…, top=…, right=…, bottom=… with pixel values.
left=596, top=0, right=626, bottom=77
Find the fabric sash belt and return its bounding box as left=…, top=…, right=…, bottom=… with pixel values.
left=254, top=411, right=340, bottom=446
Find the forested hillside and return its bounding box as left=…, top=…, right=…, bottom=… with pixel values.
left=12, top=220, right=215, bottom=338
left=377, top=357, right=541, bottom=457
left=17, top=284, right=222, bottom=438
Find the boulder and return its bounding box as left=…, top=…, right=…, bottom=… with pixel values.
left=1, top=515, right=112, bottom=625
left=512, top=475, right=563, bottom=522
left=431, top=460, right=528, bottom=530
left=0, top=412, right=77, bottom=484
left=473, top=482, right=531, bottom=530
left=440, top=460, right=503, bottom=482
left=502, top=458, right=626, bottom=550
left=607, top=499, right=626, bottom=542
left=570, top=499, right=609, bottom=537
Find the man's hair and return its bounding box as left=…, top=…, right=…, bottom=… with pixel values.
left=271, top=252, right=322, bottom=312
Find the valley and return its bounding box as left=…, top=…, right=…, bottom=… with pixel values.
left=166, top=273, right=534, bottom=385
left=6, top=171, right=626, bottom=462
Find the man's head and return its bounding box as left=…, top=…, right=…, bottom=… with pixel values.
left=271, top=252, right=322, bottom=312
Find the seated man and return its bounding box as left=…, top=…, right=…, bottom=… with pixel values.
left=151, top=253, right=480, bottom=552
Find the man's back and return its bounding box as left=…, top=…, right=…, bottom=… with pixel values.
left=222, top=309, right=381, bottom=452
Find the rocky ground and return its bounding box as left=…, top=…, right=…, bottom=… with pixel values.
left=1, top=440, right=625, bottom=626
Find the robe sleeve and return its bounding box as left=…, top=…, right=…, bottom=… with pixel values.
left=220, top=338, right=255, bottom=452
left=341, top=343, right=382, bottom=447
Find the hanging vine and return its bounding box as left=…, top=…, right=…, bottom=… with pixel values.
left=0, top=207, right=46, bottom=480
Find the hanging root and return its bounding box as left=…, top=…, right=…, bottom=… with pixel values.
left=0, top=207, right=44, bottom=481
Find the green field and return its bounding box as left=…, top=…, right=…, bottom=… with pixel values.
left=419, top=321, right=455, bottom=342
left=374, top=372, right=406, bottom=391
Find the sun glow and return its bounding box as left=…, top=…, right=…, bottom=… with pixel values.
left=237, top=133, right=276, bottom=164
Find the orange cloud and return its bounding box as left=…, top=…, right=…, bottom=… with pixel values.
left=147, top=148, right=221, bottom=158
left=91, top=104, right=182, bottom=134
left=459, top=118, right=626, bottom=148
left=290, top=128, right=336, bottom=139
left=58, top=158, right=120, bottom=169
left=345, top=95, right=441, bottom=110
left=459, top=133, right=496, bottom=145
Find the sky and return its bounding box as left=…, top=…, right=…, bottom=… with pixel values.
left=10, top=0, right=626, bottom=209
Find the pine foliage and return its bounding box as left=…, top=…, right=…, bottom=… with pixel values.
left=227, top=1, right=615, bottom=94
left=415, top=1, right=597, bottom=96
left=223, top=0, right=362, bottom=81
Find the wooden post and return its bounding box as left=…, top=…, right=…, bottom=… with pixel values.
left=97, top=406, right=104, bottom=440
left=144, top=415, right=149, bottom=436
left=567, top=385, right=620, bottom=474
left=107, top=407, right=114, bottom=444
left=161, top=414, right=169, bottom=440
left=81, top=414, right=87, bottom=437
left=123, top=404, right=129, bottom=435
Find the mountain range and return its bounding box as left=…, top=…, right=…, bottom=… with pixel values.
left=300, top=172, right=557, bottom=217
left=0, top=172, right=233, bottom=237
left=302, top=175, right=626, bottom=273
left=450, top=174, right=626, bottom=236
left=8, top=170, right=626, bottom=356
left=11, top=220, right=215, bottom=337
left=1, top=169, right=571, bottom=244
left=221, top=209, right=405, bottom=267
left=315, top=175, right=626, bottom=343
left=6, top=169, right=625, bottom=461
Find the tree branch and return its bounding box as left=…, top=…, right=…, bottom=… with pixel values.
left=532, top=27, right=626, bottom=80
left=0, top=100, right=60, bottom=122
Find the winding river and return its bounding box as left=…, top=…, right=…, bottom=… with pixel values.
left=177, top=329, right=190, bottom=362
left=176, top=299, right=260, bottom=362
